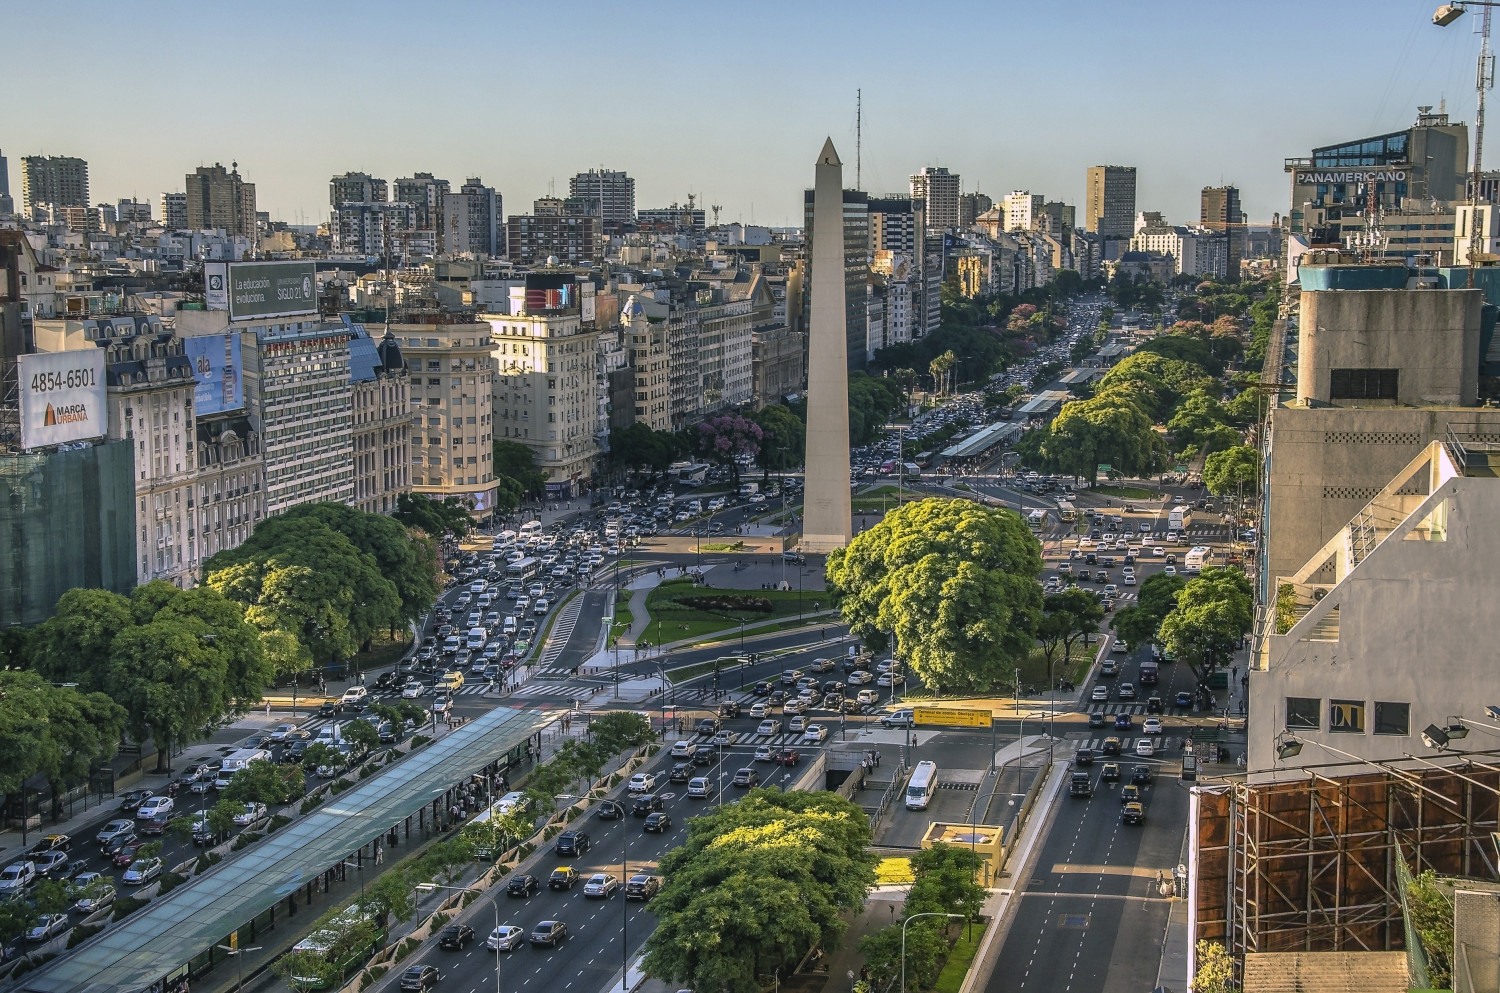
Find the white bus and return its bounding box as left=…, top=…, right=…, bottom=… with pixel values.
left=905, top=761, right=939, bottom=810
left=505, top=557, right=541, bottom=585
left=1184, top=546, right=1211, bottom=573
left=1026, top=509, right=1048, bottom=531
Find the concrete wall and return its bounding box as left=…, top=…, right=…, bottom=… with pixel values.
left=1250, top=472, right=1500, bottom=779
left=1297, top=288, right=1480, bottom=406
left=1263, top=405, right=1500, bottom=585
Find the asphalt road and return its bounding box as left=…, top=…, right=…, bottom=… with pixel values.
left=986, top=728, right=1188, bottom=993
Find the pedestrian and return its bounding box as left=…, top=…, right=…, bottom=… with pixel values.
left=875, top=750, right=881, bottom=768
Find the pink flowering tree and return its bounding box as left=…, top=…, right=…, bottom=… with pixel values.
left=695, top=415, right=762, bottom=488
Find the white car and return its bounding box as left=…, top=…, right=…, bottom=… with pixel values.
left=135, top=796, right=174, bottom=821
left=847, top=671, right=874, bottom=685
left=401, top=682, right=427, bottom=699
left=628, top=772, right=657, bottom=793
left=1152, top=546, right=1165, bottom=557
left=1136, top=738, right=1155, bottom=757
left=856, top=688, right=879, bottom=705
left=267, top=723, right=299, bottom=742
left=801, top=724, right=829, bottom=744
left=1139, top=522, right=1151, bottom=532
left=233, top=802, right=267, bottom=826
left=756, top=719, right=781, bottom=736
left=1163, top=566, right=1177, bottom=576
left=876, top=673, right=897, bottom=687
left=1142, top=717, right=1163, bottom=735
left=1123, top=575, right=1137, bottom=585
left=1090, top=685, right=1110, bottom=702
left=670, top=740, right=697, bottom=758
left=583, top=873, right=619, bottom=899
left=1111, top=640, right=1129, bottom=653
left=749, top=702, right=769, bottom=718
left=788, top=715, right=807, bottom=733
left=782, top=700, right=803, bottom=716
left=486, top=925, right=525, bottom=951
left=710, top=730, right=733, bottom=746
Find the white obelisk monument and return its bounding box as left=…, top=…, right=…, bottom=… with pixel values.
left=800, top=138, right=854, bottom=553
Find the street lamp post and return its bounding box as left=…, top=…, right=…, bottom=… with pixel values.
left=215, top=943, right=263, bottom=993
left=416, top=883, right=502, bottom=993
left=900, top=912, right=965, bottom=993
left=556, top=793, right=630, bottom=991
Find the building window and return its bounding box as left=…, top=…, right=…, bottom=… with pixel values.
left=1285, top=697, right=1321, bottom=731
left=1329, top=699, right=1365, bottom=733
left=1329, top=368, right=1398, bottom=400
left=1373, top=702, right=1410, bottom=736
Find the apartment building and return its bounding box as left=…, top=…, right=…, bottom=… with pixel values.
left=330, top=171, right=387, bottom=207
left=568, top=169, right=635, bottom=233
left=347, top=325, right=411, bottom=515
left=1085, top=165, right=1137, bottom=241
left=194, top=414, right=264, bottom=567
left=910, top=167, right=960, bottom=232
left=185, top=164, right=257, bottom=242
left=621, top=296, right=669, bottom=430
left=1002, top=191, right=1045, bottom=232
left=485, top=288, right=599, bottom=498
left=506, top=198, right=601, bottom=266
left=250, top=326, right=354, bottom=514
left=334, top=201, right=418, bottom=256
left=397, top=321, right=497, bottom=514
left=160, top=192, right=187, bottom=230
left=392, top=173, right=450, bottom=231
left=21, top=155, right=89, bottom=216
left=441, top=178, right=503, bottom=257
left=750, top=323, right=805, bottom=407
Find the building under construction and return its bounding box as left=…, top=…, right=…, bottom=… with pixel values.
left=1192, top=763, right=1500, bottom=961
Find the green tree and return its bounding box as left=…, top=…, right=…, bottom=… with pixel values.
left=392, top=492, right=474, bottom=539
left=1045, top=386, right=1161, bottom=482
left=1203, top=445, right=1259, bottom=497
left=106, top=619, right=230, bottom=772
left=493, top=439, right=548, bottom=496
left=1042, top=588, right=1104, bottom=684
left=1406, top=870, right=1454, bottom=988
left=0, top=671, right=126, bottom=817
left=752, top=403, right=806, bottom=480
left=271, top=950, right=337, bottom=993
left=262, top=629, right=314, bottom=696
left=643, top=789, right=875, bottom=993
left=32, top=878, right=71, bottom=915
left=27, top=588, right=134, bottom=692
left=341, top=718, right=381, bottom=757
left=1190, top=940, right=1236, bottom=993
left=0, top=898, right=37, bottom=946
left=827, top=498, right=1043, bottom=694
left=301, top=742, right=341, bottom=774
left=1110, top=572, right=1188, bottom=649
left=609, top=423, right=679, bottom=477
left=208, top=797, right=242, bottom=836
left=367, top=867, right=418, bottom=925
left=1158, top=567, right=1252, bottom=689
left=224, top=760, right=303, bottom=806
left=588, top=711, right=655, bottom=753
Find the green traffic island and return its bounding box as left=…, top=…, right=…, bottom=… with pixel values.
left=642, top=579, right=829, bottom=645
left=1087, top=482, right=1163, bottom=502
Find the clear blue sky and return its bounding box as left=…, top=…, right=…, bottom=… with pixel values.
left=4, top=0, right=1488, bottom=228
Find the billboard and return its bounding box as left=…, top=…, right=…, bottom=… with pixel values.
left=220, top=260, right=318, bottom=320
left=184, top=333, right=243, bottom=415
left=203, top=261, right=229, bottom=310
left=18, top=349, right=107, bottom=450
left=524, top=272, right=575, bottom=313
left=913, top=706, right=991, bottom=728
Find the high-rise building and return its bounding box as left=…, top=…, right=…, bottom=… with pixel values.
left=958, top=192, right=993, bottom=229
left=333, top=201, right=417, bottom=257
left=1002, top=191, right=1046, bottom=232
left=1085, top=165, right=1137, bottom=240
left=486, top=278, right=600, bottom=497
left=803, top=188, right=869, bottom=370
left=0, top=149, right=11, bottom=215
left=441, top=178, right=503, bottom=257
left=568, top=169, right=636, bottom=233
left=330, top=171, right=387, bottom=208
left=161, top=192, right=187, bottom=230
left=251, top=327, right=354, bottom=515
left=21, top=155, right=89, bottom=216
left=115, top=199, right=151, bottom=224
left=621, top=296, right=670, bottom=431
left=346, top=325, right=411, bottom=515
left=393, top=173, right=450, bottom=231
left=1201, top=185, right=1244, bottom=281
left=506, top=198, right=600, bottom=265
left=393, top=321, right=496, bottom=513
left=1037, top=201, right=1075, bottom=236
left=185, top=163, right=257, bottom=242
left=910, top=167, right=960, bottom=232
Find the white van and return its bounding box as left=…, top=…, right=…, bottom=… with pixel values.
left=905, top=760, right=939, bottom=810
left=503, top=615, right=518, bottom=636
left=687, top=499, right=702, bottom=514
left=216, top=748, right=271, bottom=789
left=519, top=521, right=543, bottom=538
left=738, top=482, right=760, bottom=498
left=466, top=627, right=486, bottom=649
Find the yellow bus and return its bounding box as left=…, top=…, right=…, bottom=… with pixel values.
left=1057, top=501, right=1076, bottom=523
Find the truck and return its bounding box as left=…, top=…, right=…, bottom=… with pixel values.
left=1168, top=506, right=1191, bottom=531
left=215, top=748, right=272, bottom=789
left=738, top=482, right=760, bottom=498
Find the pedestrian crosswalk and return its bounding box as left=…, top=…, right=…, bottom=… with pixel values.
left=508, top=683, right=598, bottom=700
left=1074, top=735, right=1167, bottom=753
left=1084, top=702, right=1169, bottom=715
left=665, top=730, right=837, bottom=750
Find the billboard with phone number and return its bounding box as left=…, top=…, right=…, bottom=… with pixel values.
left=18, top=349, right=107, bottom=450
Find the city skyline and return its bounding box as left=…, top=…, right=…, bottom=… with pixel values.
left=6, top=0, right=1487, bottom=229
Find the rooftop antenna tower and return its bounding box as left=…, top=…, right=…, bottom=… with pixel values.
left=856, top=88, right=862, bottom=191
left=711, top=204, right=722, bottom=227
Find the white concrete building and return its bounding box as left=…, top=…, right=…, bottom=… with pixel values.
left=1002, top=191, right=1044, bottom=232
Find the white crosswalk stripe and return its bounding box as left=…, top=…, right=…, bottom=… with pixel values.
left=539, top=597, right=584, bottom=666
left=1077, top=736, right=1165, bottom=752
left=507, top=683, right=598, bottom=700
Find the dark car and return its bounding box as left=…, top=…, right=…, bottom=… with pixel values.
left=624, top=874, right=660, bottom=901
left=137, top=816, right=170, bottom=837
left=375, top=672, right=399, bottom=690
left=732, top=768, right=760, bottom=788
left=438, top=924, right=475, bottom=950
left=774, top=748, right=800, bottom=766
left=548, top=867, right=580, bottom=891
left=752, top=681, right=772, bottom=696
left=1100, top=762, right=1121, bottom=783
left=318, top=700, right=343, bottom=717
left=1131, top=765, right=1154, bottom=785
left=631, top=794, right=664, bottom=817
left=554, top=831, right=590, bottom=857
left=117, top=790, right=152, bottom=815
left=1101, top=737, right=1122, bottom=756
left=529, top=920, right=568, bottom=947
left=400, top=965, right=442, bottom=992
left=595, top=800, right=623, bottom=821
left=1114, top=713, right=1133, bottom=730
left=695, top=718, right=720, bottom=736
left=506, top=873, right=539, bottom=898
left=643, top=811, right=672, bottom=833
left=669, top=762, right=692, bottom=783
left=1088, top=712, right=1106, bottom=729
left=717, top=701, right=741, bottom=718
left=1146, top=696, right=1163, bottom=714
left=1122, top=802, right=1144, bottom=825
left=112, top=841, right=147, bottom=868
left=691, top=748, right=714, bottom=767
left=1074, top=748, right=1094, bottom=767
left=1068, top=772, right=1093, bottom=798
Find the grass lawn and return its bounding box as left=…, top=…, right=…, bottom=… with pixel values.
left=933, top=922, right=987, bottom=993
left=645, top=579, right=829, bottom=645
left=610, top=600, right=634, bottom=642
left=1091, top=483, right=1161, bottom=501
left=701, top=541, right=745, bottom=552
left=851, top=485, right=919, bottom=514
left=1016, top=640, right=1097, bottom=692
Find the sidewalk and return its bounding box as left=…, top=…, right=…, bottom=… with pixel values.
left=1156, top=828, right=1194, bottom=993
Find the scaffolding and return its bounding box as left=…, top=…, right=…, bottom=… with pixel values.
left=1195, top=764, right=1500, bottom=958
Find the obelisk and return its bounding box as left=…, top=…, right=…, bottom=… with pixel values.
left=800, top=138, right=854, bottom=553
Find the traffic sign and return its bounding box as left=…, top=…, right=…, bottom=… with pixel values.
left=913, top=707, right=990, bottom=728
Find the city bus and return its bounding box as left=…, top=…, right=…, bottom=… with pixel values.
left=1057, top=501, right=1076, bottom=523
left=1184, top=546, right=1211, bottom=573
left=905, top=761, right=939, bottom=810
left=504, top=557, right=541, bottom=586
left=289, top=906, right=387, bottom=988
left=1026, top=509, right=1048, bottom=531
